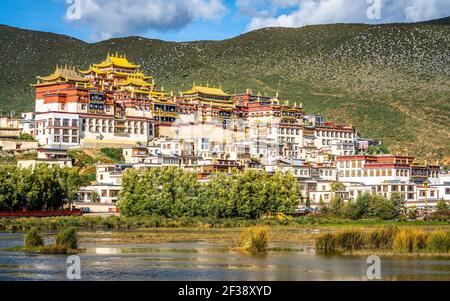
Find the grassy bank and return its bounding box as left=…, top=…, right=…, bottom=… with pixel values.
left=0, top=215, right=448, bottom=232
left=5, top=228, right=80, bottom=255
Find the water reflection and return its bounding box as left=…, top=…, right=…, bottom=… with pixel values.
left=0, top=232, right=449, bottom=281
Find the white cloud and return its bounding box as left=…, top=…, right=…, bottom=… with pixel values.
left=66, top=0, right=228, bottom=40
left=238, top=0, right=450, bottom=31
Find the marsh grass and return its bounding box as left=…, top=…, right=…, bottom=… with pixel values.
left=55, top=228, right=78, bottom=249
left=12, top=228, right=80, bottom=255
left=425, top=231, right=450, bottom=253
left=393, top=230, right=427, bottom=253
left=366, top=226, right=399, bottom=249
left=239, top=226, right=270, bottom=254
left=24, top=228, right=44, bottom=248
left=316, top=230, right=365, bottom=254
left=316, top=226, right=450, bottom=255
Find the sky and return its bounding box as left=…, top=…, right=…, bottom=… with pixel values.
left=0, top=0, right=449, bottom=42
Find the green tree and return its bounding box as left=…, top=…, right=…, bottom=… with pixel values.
left=118, top=167, right=201, bottom=218
left=368, top=194, right=395, bottom=220
left=331, top=182, right=346, bottom=192
left=201, top=173, right=236, bottom=218
left=436, top=200, right=449, bottom=212
left=19, top=133, right=36, bottom=141
left=390, top=192, right=406, bottom=217
left=0, top=165, right=85, bottom=211
left=329, top=196, right=344, bottom=216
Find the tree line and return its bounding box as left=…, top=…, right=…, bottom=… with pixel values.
left=118, top=167, right=301, bottom=219
left=320, top=193, right=409, bottom=220
left=0, top=165, right=87, bottom=212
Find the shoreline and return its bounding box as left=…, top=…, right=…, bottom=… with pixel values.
left=0, top=215, right=448, bottom=232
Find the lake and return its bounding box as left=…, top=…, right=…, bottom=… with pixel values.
left=0, top=232, right=449, bottom=281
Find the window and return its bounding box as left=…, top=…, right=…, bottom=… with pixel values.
left=446, top=188, right=450, bottom=195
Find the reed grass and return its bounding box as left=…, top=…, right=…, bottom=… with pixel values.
left=316, top=230, right=365, bottom=253
left=426, top=231, right=450, bottom=253
left=55, top=228, right=78, bottom=250
left=316, top=226, right=450, bottom=255
left=366, top=226, right=399, bottom=249
left=239, top=226, right=270, bottom=254
left=393, top=230, right=427, bottom=253
left=24, top=228, right=44, bottom=248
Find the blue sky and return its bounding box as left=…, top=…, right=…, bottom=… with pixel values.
left=0, top=0, right=449, bottom=43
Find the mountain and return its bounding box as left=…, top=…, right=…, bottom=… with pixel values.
left=0, top=20, right=449, bottom=162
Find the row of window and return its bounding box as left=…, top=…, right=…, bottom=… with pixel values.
left=278, top=128, right=301, bottom=135
left=48, top=118, right=78, bottom=128
left=340, top=169, right=410, bottom=178
left=316, top=131, right=354, bottom=139
left=54, top=136, right=78, bottom=144
left=52, top=129, right=78, bottom=136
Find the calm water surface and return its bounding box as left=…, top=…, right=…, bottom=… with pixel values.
left=0, top=232, right=449, bottom=281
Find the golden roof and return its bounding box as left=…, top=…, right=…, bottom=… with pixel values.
left=94, top=53, right=140, bottom=69
left=183, top=85, right=231, bottom=97
left=34, top=65, right=88, bottom=86
left=79, top=66, right=107, bottom=75
left=116, top=78, right=152, bottom=87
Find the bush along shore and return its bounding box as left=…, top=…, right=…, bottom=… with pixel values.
left=12, top=227, right=80, bottom=255
left=0, top=215, right=448, bottom=232
left=316, top=226, right=450, bottom=256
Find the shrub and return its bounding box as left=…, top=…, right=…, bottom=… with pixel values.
left=100, top=148, right=124, bottom=163
left=436, top=200, right=449, bottom=212
left=426, top=232, right=450, bottom=253
left=408, top=207, right=419, bottom=220
left=239, top=226, right=269, bottom=253
left=55, top=228, right=78, bottom=250
left=426, top=209, right=450, bottom=222
left=393, top=230, right=427, bottom=253
left=24, top=228, right=44, bottom=248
